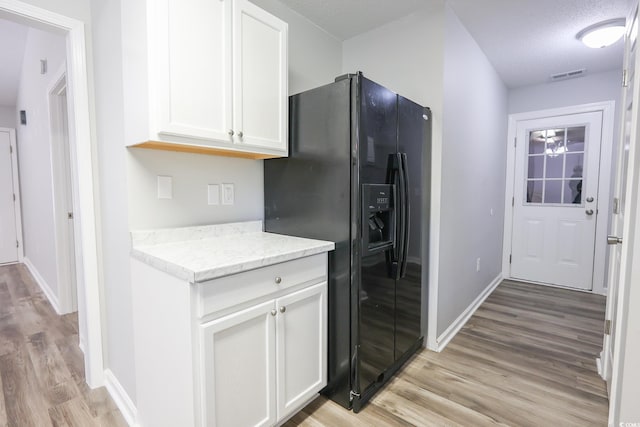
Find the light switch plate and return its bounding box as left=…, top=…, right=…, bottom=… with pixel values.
left=157, top=176, right=173, bottom=199
left=208, top=184, right=220, bottom=205
left=222, top=183, right=234, bottom=205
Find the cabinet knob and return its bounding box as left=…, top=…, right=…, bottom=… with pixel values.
left=237, top=131, right=243, bottom=138
left=279, top=306, right=286, bottom=313
left=270, top=309, right=277, bottom=316
left=275, top=276, right=282, bottom=284
left=228, top=129, right=234, bottom=136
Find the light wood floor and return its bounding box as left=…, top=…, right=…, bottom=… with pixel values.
left=286, top=280, right=609, bottom=427
left=0, top=263, right=126, bottom=427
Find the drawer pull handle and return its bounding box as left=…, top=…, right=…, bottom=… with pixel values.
left=270, top=309, right=277, bottom=316
left=279, top=306, right=286, bottom=313
left=275, top=276, right=282, bottom=284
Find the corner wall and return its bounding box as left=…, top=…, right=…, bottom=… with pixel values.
left=436, top=5, right=508, bottom=338
left=15, top=27, right=67, bottom=303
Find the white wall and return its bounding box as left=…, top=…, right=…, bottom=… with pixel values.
left=127, top=149, right=264, bottom=229
left=15, top=27, right=67, bottom=299
left=0, top=105, right=15, bottom=128
left=437, top=6, right=508, bottom=336
left=90, top=0, right=137, bottom=400
left=252, top=0, right=342, bottom=95
left=509, top=69, right=622, bottom=115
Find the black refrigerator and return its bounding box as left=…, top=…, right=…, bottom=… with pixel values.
left=264, top=72, right=431, bottom=411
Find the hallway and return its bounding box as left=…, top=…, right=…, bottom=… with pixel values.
left=287, top=280, right=608, bottom=426
left=0, top=264, right=125, bottom=426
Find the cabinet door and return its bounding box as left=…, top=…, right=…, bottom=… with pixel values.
left=275, top=282, right=327, bottom=420
left=201, top=300, right=276, bottom=427
left=152, top=0, right=233, bottom=143
left=232, top=0, right=288, bottom=154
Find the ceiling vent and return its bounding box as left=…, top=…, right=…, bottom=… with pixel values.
left=550, top=68, right=587, bottom=82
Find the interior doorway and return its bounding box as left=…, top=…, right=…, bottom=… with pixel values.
left=49, top=71, right=78, bottom=313
left=503, top=102, right=616, bottom=295
left=0, top=128, right=23, bottom=265
left=0, top=1, right=104, bottom=387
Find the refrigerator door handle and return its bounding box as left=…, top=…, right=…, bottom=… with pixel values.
left=400, top=153, right=410, bottom=277
left=396, top=153, right=407, bottom=280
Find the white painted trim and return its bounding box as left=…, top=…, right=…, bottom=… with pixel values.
left=0, top=127, right=24, bottom=262
left=433, top=273, right=502, bottom=352
left=104, top=369, right=138, bottom=427
left=23, top=258, right=61, bottom=314
left=502, top=101, right=616, bottom=295
left=427, top=116, right=443, bottom=351
left=0, top=0, right=105, bottom=388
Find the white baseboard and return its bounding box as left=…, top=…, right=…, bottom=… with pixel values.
left=104, top=369, right=137, bottom=426
left=23, top=258, right=61, bottom=314
left=434, top=273, right=502, bottom=352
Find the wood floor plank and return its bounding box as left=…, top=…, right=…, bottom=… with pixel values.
left=0, top=265, right=124, bottom=426
left=288, top=280, right=609, bottom=426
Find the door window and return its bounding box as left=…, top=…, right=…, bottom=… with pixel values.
left=525, top=126, right=586, bottom=205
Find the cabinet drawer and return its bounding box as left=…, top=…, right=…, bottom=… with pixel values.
left=197, top=253, right=327, bottom=317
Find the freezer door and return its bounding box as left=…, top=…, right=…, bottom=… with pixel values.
left=395, top=96, right=429, bottom=359
left=355, top=77, right=399, bottom=395
left=264, top=79, right=353, bottom=407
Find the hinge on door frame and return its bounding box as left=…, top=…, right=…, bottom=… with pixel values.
left=605, top=319, right=612, bottom=335
left=13, top=194, right=15, bottom=202
left=613, top=197, right=620, bottom=214
left=509, top=254, right=512, bottom=264
left=514, top=137, right=517, bottom=148
left=623, top=69, right=629, bottom=87
left=9, top=145, right=12, bottom=154
left=349, top=390, right=361, bottom=401
left=16, top=241, right=19, bottom=248
left=512, top=196, right=514, bottom=207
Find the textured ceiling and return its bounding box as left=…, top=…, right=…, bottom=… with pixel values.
left=447, top=0, right=631, bottom=88
left=0, top=18, right=28, bottom=106
left=273, top=0, right=631, bottom=88
left=274, top=0, right=428, bottom=40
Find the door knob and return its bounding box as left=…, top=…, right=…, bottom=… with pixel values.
left=607, top=235, right=623, bottom=245
left=270, top=309, right=277, bottom=316
left=228, top=129, right=234, bottom=136
left=586, top=196, right=594, bottom=202
left=585, top=209, right=594, bottom=215
left=274, top=276, right=282, bottom=284
left=237, top=131, right=243, bottom=138
left=279, top=306, right=286, bottom=313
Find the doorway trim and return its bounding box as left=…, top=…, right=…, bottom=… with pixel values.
left=0, top=0, right=105, bottom=387
left=502, top=101, right=616, bottom=295
left=0, top=127, right=24, bottom=263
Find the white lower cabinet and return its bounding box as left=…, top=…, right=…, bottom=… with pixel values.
left=201, top=282, right=327, bottom=426
left=131, top=253, right=328, bottom=427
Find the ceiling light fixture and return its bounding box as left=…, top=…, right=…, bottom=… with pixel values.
left=577, top=18, right=626, bottom=48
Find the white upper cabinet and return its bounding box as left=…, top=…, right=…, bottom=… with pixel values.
left=143, top=0, right=288, bottom=158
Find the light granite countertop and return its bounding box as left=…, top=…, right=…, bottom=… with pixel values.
left=130, top=221, right=335, bottom=283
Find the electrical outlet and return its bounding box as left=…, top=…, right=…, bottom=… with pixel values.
left=476, top=257, right=481, bottom=272
left=157, top=176, right=172, bottom=199
left=208, top=184, right=220, bottom=205
left=222, top=183, right=234, bottom=205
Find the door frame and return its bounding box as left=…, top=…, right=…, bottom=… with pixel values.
left=0, top=127, right=24, bottom=263
left=502, top=101, right=616, bottom=295
left=47, top=66, right=77, bottom=314
left=0, top=0, right=104, bottom=387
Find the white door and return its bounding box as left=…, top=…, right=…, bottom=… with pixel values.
left=201, top=300, right=276, bottom=427
left=276, top=282, right=327, bottom=420
left=511, top=112, right=604, bottom=290
left=602, top=6, right=637, bottom=391
left=232, top=0, right=288, bottom=152
left=0, top=130, right=18, bottom=264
